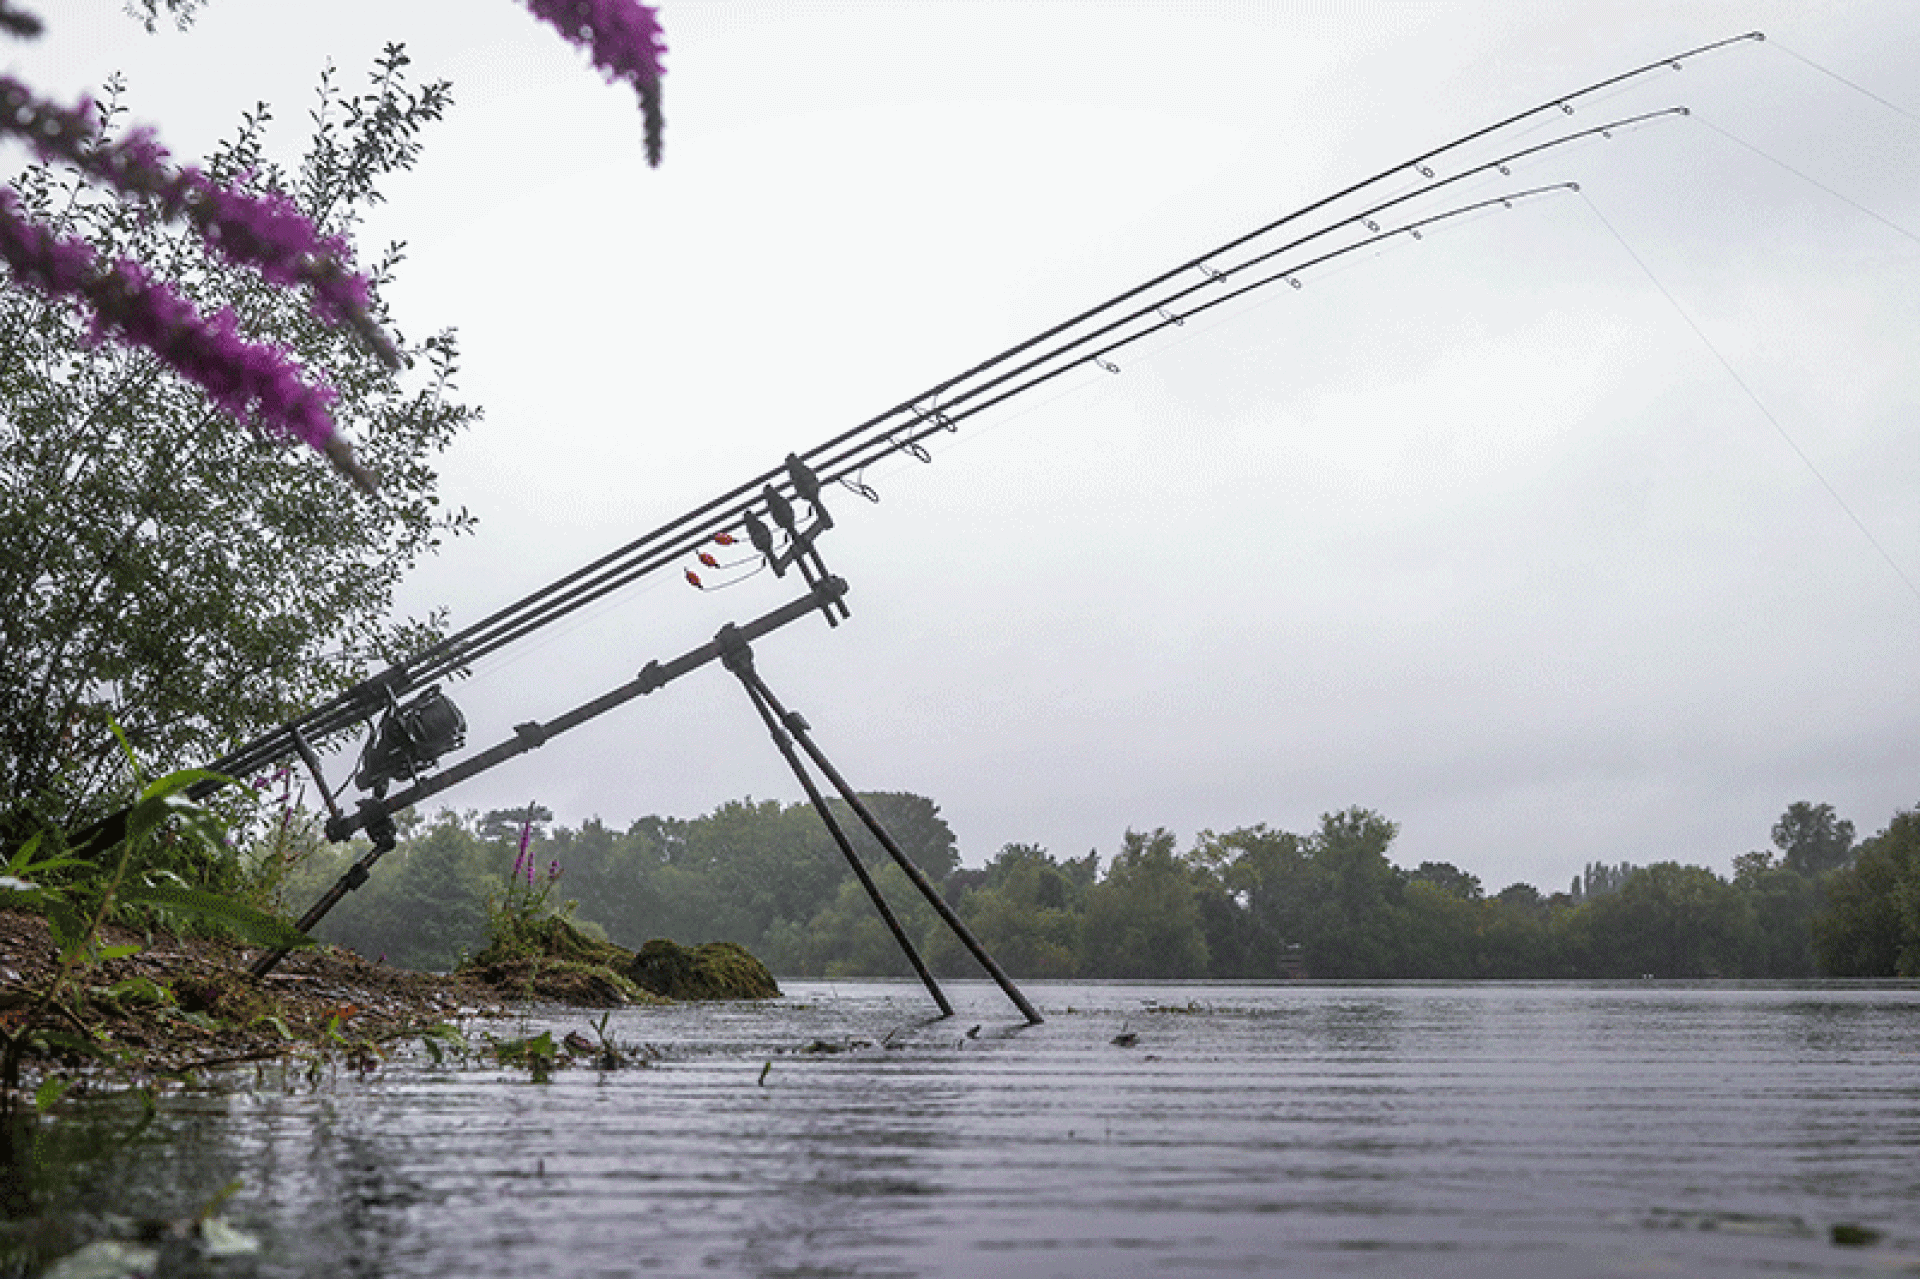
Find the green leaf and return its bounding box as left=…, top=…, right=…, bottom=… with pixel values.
left=11, top=853, right=84, bottom=877
left=109, top=720, right=146, bottom=788
left=101, top=976, right=170, bottom=1006
left=33, top=1076, right=70, bottom=1113
left=420, top=1021, right=467, bottom=1048
left=45, top=900, right=85, bottom=957
left=30, top=1030, right=109, bottom=1061
left=139, top=768, right=232, bottom=803
left=250, top=1014, right=293, bottom=1041
left=116, top=883, right=313, bottom=951
left=6, top=832, right=42, bottom=873
left=122, top=794, right=184, bottom=850
left=93, top=944, right=143, bottom=963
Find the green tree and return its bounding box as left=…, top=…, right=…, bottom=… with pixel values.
left=644, top=798, right=845, bottom=947
left=1731, top=852, right=1820, bottom=978
left=936, top=843, right=1084, bottom=978
left=0, top=53, right=475, bottom=824
left=1398, top=881, right=1478, bottom=977
left=1410, top=861, right=1482, bottom=900
left=1580, top=863, right=1752, bottom=978
left=1477, top=884, right=1552, bottom=977
left=1772, top=801, right=1856, bottom=878
left=1082, top=828, right=1209, bottom=978
left=765, top=862, right=939, bottom=979
left=540, top=816, right=673, bottom=947
left=1573, top=861, right=1638, bottom=902
left=289, top=809, right=495, bottom=970
left=477, top=803, right=553, bottom=845
left=1205, top=824, right=1316, bottom=978
left=1811, top=810, right=1920, bottom=976
left=830, top=791, right=962, bottom=882
left=1299, top=807, right=1404, bottom=977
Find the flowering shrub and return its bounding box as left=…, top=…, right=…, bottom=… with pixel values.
left=488, top=818, right=567, bottom=954
left=0, top=190, right=371, bottom=488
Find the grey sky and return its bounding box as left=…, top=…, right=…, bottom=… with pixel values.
left=14, top=2, right=1919, bottom=891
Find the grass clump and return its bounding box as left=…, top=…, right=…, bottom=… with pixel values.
left=628, top=939, right=779, bottom=1001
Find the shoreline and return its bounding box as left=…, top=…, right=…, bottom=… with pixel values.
left=0, top=909, right=509, bottom=1087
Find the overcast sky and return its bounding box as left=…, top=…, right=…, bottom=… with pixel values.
left=15, top=2, right=1920, bottom=891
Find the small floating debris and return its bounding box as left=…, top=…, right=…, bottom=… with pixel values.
left=794, top=1037, right=874, bottom=1055
left=1831, top=1223, right=1882, bottom=1247
left=1634, top=1209, right=1814, bottom=1238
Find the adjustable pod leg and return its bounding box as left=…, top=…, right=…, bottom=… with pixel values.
left=249, top=802, right=399, bottom=980
left=738, top=664, right=1045, bottom=1026
left=723, top=643, right=955, bottom=1018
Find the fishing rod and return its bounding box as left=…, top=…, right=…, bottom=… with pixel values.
left=360, top=107, right=1696, bottom=696
left=71, top=37, right=1759, bottom=912
left=183, top=98, right=1709, bottom=793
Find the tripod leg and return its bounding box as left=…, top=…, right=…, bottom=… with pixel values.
left=725, top=649, right=954, bottom=1017
left=741, top=665, right=1045, bottom=1025
left=248, top=803, right=398, bottom=980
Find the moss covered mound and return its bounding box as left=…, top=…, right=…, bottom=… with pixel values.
left=628, top=939, right=780, bottom=1001
left=458, top=916, right=664, bottom=1007
left=469, top=915, right=631, bottom=969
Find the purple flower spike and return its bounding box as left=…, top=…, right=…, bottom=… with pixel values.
left=0, top=189, right=379, bottom=491
left=0, top=76, right=400, bottom=367
left=522, top=0, right=667, bottom=165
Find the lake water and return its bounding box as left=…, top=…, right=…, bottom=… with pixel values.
left=10, top=980, right=1920, bottom=1277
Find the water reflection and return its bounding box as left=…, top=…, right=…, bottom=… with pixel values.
left=6, top=981, right=1919, bottom=1276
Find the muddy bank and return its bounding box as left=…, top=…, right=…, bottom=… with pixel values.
left=0, top=910, right=782, bottom=1088
left=0, top=909, right=507, bottom=1083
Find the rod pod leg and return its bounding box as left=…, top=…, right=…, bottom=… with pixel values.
left=723, top=641, right=955, bottom=1018
left=740, top=663, right=1044, bottom=1026
left=248, top=803, right=399, bottom=979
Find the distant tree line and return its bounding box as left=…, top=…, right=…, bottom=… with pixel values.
left=265, top=794, right=1920, bottom=980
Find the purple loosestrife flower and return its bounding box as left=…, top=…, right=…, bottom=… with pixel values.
left=522, top=0, right=667, bottom=165
left=0, top=76, right=399, bottom=367
left=0, top=189, right=378, bottom=491
left=512, top=815, right=533, bottom=884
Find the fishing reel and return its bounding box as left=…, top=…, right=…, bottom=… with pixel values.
left=353, top=685, right=467, bottom=797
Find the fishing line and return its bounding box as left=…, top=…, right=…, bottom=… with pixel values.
left=1767, top=39, right=1920, bottom=126
left=1688, top=114, right=1920, bottom=248
left=450, top=552, right=692, bottom=687
left=1577, top=190, right=1920, bottom=612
